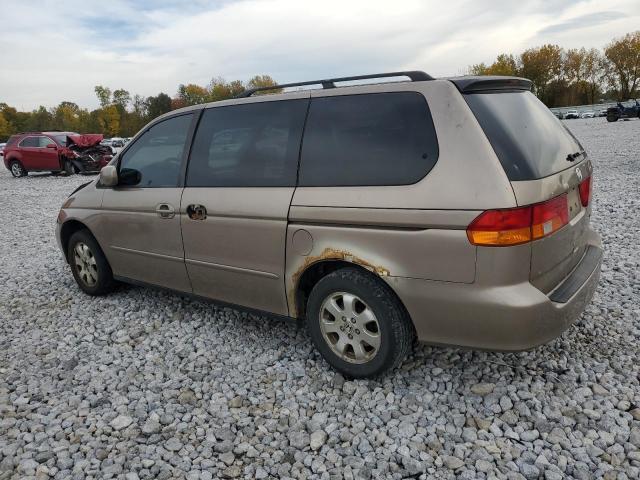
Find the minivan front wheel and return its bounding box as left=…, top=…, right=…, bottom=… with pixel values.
left=9, top=160, right=27, bottom=177
left=67, top=230, right=114, bottom=295
left=306, top=267, right=414, bottom=378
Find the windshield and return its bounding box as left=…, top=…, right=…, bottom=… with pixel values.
left=465, top=91, right=582, bottom=181
left=53, top=134, right=76, bottom=146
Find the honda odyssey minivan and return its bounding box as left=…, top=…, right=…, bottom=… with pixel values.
left=56, top=72, right=602, bottom=378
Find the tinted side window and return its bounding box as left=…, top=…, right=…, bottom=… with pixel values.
left=119, top=114, right=193, bottom=188
left=20, top=137, right=39, bottom=148
left=299, top=92, right=438, bottom=187
left=39, top=137, right=54, bottom=147
left=187, top=99, right=308, bottom=187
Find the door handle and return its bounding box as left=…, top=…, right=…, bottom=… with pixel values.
left=155, top=203, right=175, bottom=219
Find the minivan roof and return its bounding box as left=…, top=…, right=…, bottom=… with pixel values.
left=154, top=73, right=534, bottom=124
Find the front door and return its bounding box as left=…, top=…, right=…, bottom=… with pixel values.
left=180, top=95, right=309, bottom=315
left=37, top=135, right=61, bottom=170
left=94, top=113, right=196, bottom=292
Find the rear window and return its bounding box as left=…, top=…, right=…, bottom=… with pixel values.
left=298, top=92, right=439, bottom=187
left=465, top=91, right=582, bottom=181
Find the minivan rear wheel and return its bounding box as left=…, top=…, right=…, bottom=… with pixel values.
left=9, top=160, right=27, bottom=177
left=306, top=267, right=413, bottom=378
left=67, top=230, right=115, bottom=295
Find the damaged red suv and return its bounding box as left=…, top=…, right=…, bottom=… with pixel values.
left=3, top=131, right=112, bottom=177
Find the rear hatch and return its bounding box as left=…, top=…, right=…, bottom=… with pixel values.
left=460, top=80, right=592, bottom=292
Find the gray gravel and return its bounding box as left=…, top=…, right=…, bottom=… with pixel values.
left=1, top=117, right=639, bottom=479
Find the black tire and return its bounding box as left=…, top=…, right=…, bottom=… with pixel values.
left=67, top=229, right=115, bottom=296
left=9, top=160, right=27, bottom=177
left=306, top=267, right=414, bottom=378
left=63, top=159, right=74, bottom=176
left=607, top=115, right=618, bottom=122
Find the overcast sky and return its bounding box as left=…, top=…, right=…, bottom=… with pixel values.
left=1, top=0, right=638, bottom=110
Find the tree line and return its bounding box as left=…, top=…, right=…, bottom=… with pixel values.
left=469, top=31, right=640, bottom=107
left=1, top=31, right=638, bottom=141
left=0, top=75, right=279, bottom=142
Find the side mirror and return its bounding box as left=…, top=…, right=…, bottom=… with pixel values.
left=46, top=143, right=57, bottom=149
left=100, top=165, right=118, bottom=187
left=119, top=167, right=141, bottom=186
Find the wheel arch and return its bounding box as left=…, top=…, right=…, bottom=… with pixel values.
left=59, top=220, right=94, bottom=262
left=6, top=154, right=24, bottom=167
left=292, top=259, right=412, bottom=330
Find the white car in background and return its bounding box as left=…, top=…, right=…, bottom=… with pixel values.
left=580, top=111, right=595, bottom=118
left=564, top=110, right=580, bottom=119
left=0, top=142, right=6, bottom=158
left=111, top=137, right=125, bottom=148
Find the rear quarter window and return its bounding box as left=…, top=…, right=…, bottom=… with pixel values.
left=464, top=91, right=582, bottom=181
left=187, top=99, right=308, bottom=187
left=298, top=92, right=439, bottom=187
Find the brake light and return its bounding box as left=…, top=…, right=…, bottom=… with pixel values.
left=467, top=194, right=569, bottom=246
left=531, top=194, right=569, bottom=240
left=578, top=176, right=592, bottom=207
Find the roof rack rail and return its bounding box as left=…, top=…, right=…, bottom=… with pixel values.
left=237, top=71, right=433, bottom=98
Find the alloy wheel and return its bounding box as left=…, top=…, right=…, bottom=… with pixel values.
left=73, top=242, right=98, bottom=287
left=319, top=292, right=381, bottom=364
left=11, top=162, right=24, bottom=177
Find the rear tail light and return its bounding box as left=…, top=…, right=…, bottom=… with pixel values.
left=578, top=176, right=592, bottom=207
left=467, top=194, right=569, bottom=246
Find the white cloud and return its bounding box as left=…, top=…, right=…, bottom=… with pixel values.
left=1, top=0, right=638, bottom=110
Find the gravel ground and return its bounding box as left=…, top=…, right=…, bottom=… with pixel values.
left=0, top=118, right=639, bottom=480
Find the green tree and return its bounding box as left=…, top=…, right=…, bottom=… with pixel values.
left=94, top=86, right=112, bottom=108
left=147, top=93, right=172, bottom=119
left=25, top=106, right=53, bottom=131
left=97, top=105, right=120, bottom=136
left=112, top=89, right=131, bottom=111
left=468, top=62, right=489, bottom=75
left=0, top=112, right=12, bottom=141
left=52, top=102, right=82, bottom=132
left=177, top=83, right=209, bottom=106
left=93, top=85, right=111, bottom=108
left=519, top=44, right=564, bottom=105
left=208, top=77, right=244, bottom=101
left=246, top=74, right=282, bottom=95
left=604, top=31, right=640, bottom=100
left=469, top=55, right=518, bottom=76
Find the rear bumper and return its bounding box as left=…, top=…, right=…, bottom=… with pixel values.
left=388, top=231, right=602, bottom=351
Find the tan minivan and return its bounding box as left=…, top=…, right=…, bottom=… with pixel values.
left=56, top=72, right=602, bottom=378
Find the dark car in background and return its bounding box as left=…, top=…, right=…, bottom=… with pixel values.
left=607, top=100, right=640, bottom=122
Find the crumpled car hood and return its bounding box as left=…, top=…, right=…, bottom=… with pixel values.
left=66, top=134, right=104, bottom=148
